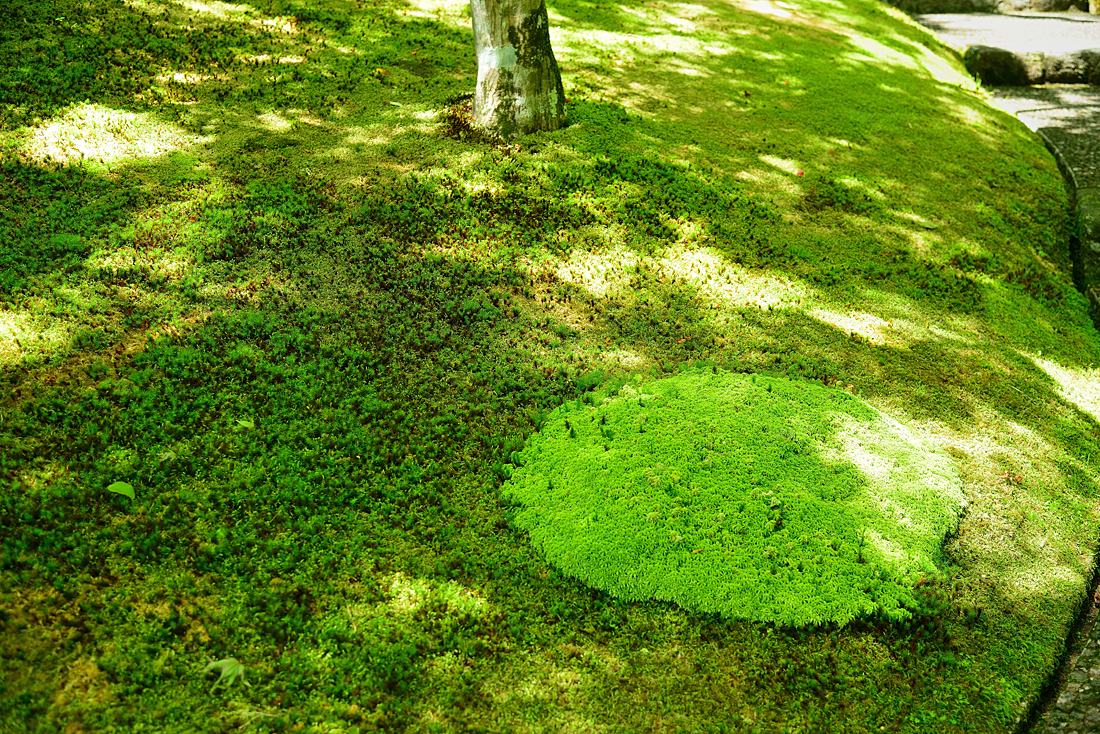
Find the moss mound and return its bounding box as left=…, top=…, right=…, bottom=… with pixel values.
left=503, top=369, right=966, bottom=626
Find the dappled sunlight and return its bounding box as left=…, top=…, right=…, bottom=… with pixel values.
left=603, top=347, right=651, bottom=368
left=173, top=0, right=308, bottom=38
left=741, top=0, right=975, bottom=89
left=841, top=33, right=925, bottom=72
left=0, top=0, right=1095, bottom=727
left=331, top=571, right=493, bottom=638
left=890, top=210, right=945, bottom=232
left=919, top=403, right=1100, bottom=602
left=23, top=105, right=202, bottom=164
left=1008, top=562, right=1083, bottom=605
left=154, top=71, right=218, bottom=85
left=553, top=27, right=725, bottom=69
left=237, top=53, right=307, bottom=65
left=730, top=0, right=910, bottom=61
left=733, top=167, right=787, bottom=188
left=18, top=102, right=212, bottom=168
left=657, top=245, right=808, bottom=309
left=555, top=247, right=638, bottom=298
left=403, top=0, right=471, bottom=24
left=1025, top=352, right=1100, bottom=426
left=740, top=0, right=795, bottom=19
left=759, top=154, right=802, bottom=176
left=85, top=244, right=194, bottom=283
left=249, top=15, right=302, bottom=34
left=880, top=216, right=945, bottom=258
left=13, top=460, right=73, bottom=495
left=0, top=313, right=69, bottom=367
left=827, top=410, right=967, bottom=573
left=257, top=110, right=295, bottom=133
left=381, top=572, right=489, bottom=616
left=941, top=96, right=1001, bottom=130
left=807, top=308, right=902, bottom=347
left=811, top=285, right=986, bottom=348
left=177, top=0, right=254, bottom=20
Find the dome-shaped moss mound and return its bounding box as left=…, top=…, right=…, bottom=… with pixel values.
left=502, top=369, right=966, bottom=626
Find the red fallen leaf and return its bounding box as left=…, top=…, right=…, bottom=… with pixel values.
left=795, top=170, right=804, bottom=176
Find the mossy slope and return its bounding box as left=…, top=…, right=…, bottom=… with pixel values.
left=505, top=369, right=965, bottom=625
left=1, top=0, right=1099, bottom=731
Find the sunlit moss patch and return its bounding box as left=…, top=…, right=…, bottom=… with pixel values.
left=503, top=368, right=966, bottom=626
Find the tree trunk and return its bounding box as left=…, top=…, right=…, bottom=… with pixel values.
left=470, top=0, right=567, bottom=139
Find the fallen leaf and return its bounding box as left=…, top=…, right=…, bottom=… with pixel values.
left=107, top=481, right=135, bottom=500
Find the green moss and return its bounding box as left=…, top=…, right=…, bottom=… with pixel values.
left=1, top=0, right=1098, bottom=728
left=503, top=369, right=965, bottom=626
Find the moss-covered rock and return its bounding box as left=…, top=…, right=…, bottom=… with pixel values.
left=503, top=369, right=966, bottom=626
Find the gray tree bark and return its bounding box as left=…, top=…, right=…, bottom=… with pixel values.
left=470, top=0, right=567, bottom=139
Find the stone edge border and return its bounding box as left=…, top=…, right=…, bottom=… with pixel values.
left=1031, top=127, right=1100, bottom=317
left=964, top=46, right=1100, bottom=85
left=1079, top=187, right=1100, bottom=315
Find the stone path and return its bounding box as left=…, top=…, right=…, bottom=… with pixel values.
left=986, top=85, right=1100, bottom=189
left=915, top=11, right=1100, bottom=84
left=1037, top=595, right=1100, bottom=733
left=989, top=87, right=1100, bottom=324
left=917, top=11, right=1100, bottom=55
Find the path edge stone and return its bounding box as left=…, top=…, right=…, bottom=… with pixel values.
left=1078, top=188, right=1100, bottom=318
left=964, top=47, right=1100, bottom=86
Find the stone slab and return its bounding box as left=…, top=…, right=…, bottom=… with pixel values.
left=894, top=0, right=1087, bottom=12
left=915, top=12, right=1100, bottom=84
left=987, top=86, right=1100, bottom=189
left=917, top=12, right=1100, bottom=55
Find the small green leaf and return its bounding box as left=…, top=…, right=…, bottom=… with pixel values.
left=106, top=481, right=135, bottom=500
left=203, top=657, right=249, bottom=693
left=237, top=419, right=255, bottom=430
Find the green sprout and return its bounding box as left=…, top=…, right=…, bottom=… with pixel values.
left=203, top=658, right=250, bottom=694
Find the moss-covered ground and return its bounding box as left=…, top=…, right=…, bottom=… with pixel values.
left=1, top=0, right=1099, bottom=731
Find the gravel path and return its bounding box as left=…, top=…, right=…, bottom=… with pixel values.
left=916, top=12, right=1100, bottom=55
left=987, top=85, right=1100, bottom=189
